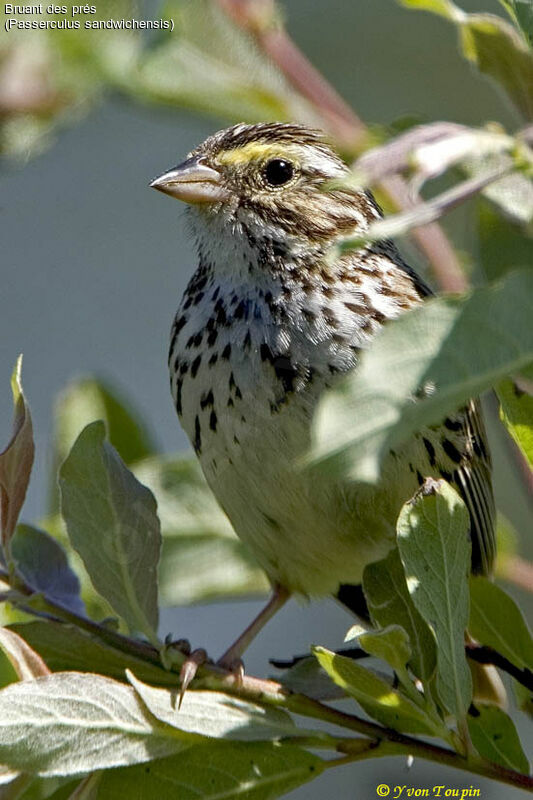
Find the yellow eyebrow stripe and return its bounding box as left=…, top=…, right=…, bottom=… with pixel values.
left=217, top=142, right=286, bottom=165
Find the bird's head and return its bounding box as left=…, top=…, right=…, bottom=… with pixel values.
left=150, top=122, right=379, bottom=269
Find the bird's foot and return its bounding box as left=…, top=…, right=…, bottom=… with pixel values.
left=179, top=648, right=209, bottom=708
left=159, top=636, right=191, bottom=671
left=177, top=649, right=245, bottom=707
left=217, top=656, right=245, bottom=687
left=174, top=586, right=290, bottom=705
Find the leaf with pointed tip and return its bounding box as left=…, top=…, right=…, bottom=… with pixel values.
left=468, top=704, right=529, bottom=772
left=469, top=577, right=533, bottom=671
left=498, top=0, right=533, bottom=44
left=363, top=549, right=437, bottom=681
left=98, top=743, right=324, bottom=800
left=399, top=0, right=533, bottom=119
left=50, top=377, right=156, bottom=514
left=359, top=626, right=412, bottom=675
left=513, top=679, right=533, bottom=719
left=0, top=627, right=50, bottom=682
left=398, top=0, right=455, bottom=14
left=497, top=379, right=533, bottom=468
left=277, top=656, right=344, bottom=701
left=11, top=525, right=85, bottom=616
left=309, top=270, right=533, bottom=484
left=127, top=671, right=301, bottom=742
left=0, top=357, right=34, bottom=557
left=313, top=647, right=439, bottom=735
left=59, top=422, right=160, bottom=640
left=0, top=645, right=19, bottom=689
left=0, top=671, right=195, bottom=776
left=459, top=13, right=533, bottom=120
left=397, top=481, right=472, bottom=724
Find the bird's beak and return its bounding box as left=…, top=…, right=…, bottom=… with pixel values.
left=149, top=156, right=229, bottom=205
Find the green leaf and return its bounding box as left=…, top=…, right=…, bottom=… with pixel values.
left=133, top=0, right=320, bottom=126
left=0, top=627, right=50, bottom=682
left=54, top=377, right=155, bottom=467
left=478, top=199, right=533, bottom=281
left=399, top=0, right=533, bottom=119
left=309, top=269, right=533, bottom=483
left=363, top=549, right=437, bottom=681
left=474, top=164, right=533, bottom=229
left=0, top=641, right=20, bottom=689
left=0, top=356, right=35, bottom=557
left=469, top=576, right=533, bottom=670
left=459, top=13, right=533, bottom=120
left=397, top=481, right=472, bottom=723
left=513, top=679, right=533, bottom=718
left=50, top=377, right=156, bottom=513
left=359, top=625, right=412, bottom=675
left=398, top=0, right=456, bottom=15
left=502, top=0, right=533, bottom=44
left=26, top=776, right=87, bottom=800
left=0, top=671, right=195, bottom=776
left=497, top=378, right=533, bottom=468
left=59, top=421, right=161, bottom=641
left=127, top=671, right=300, bottom=742
left=8, top=621, right=178, bottom=687
left=313, top=647, right=439, bottom=735
left=277, top=656, right=344, bottom=701
left=98, top=743, right=324, bottom=800
left=134, top=456, right=268, bottom=605
left=468, top=704, right=529, bottom=772
left=11, top=525, right=85, bottom=616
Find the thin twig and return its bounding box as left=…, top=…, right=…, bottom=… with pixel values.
left=339, top=163, right=514, bottom=253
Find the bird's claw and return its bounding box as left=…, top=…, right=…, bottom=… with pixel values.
left=179, top=648, right=208, bottom=708
left=218, top=656, right=245, bottom=687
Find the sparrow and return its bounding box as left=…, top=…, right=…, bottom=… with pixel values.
left=150, top=122, right=494, bottom=673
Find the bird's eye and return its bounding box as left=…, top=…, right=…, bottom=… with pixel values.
left=263, top=159, right=294, bottom=187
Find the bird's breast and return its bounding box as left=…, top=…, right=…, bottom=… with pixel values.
left=166, top=266, right=408, bottom=594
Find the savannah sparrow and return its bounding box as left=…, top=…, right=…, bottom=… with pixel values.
left=151, top=123, right=494, bottom=668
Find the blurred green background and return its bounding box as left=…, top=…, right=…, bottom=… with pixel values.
left=1, top=0, right=531, bottom=796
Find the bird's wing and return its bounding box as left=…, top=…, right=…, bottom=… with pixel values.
left=447, top=399, right=496, bottom=576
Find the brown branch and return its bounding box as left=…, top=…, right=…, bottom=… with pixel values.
left=214, top=0, right=468, bottom=294
left=2, top=567, right=533, bottom=791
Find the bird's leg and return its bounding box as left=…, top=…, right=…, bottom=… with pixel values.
left=217, top=584, right=290, bottom=669
left=178, top=585, right=290, bottom=701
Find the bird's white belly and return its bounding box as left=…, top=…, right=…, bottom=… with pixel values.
left=180, top=352, right=399, bottom=596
